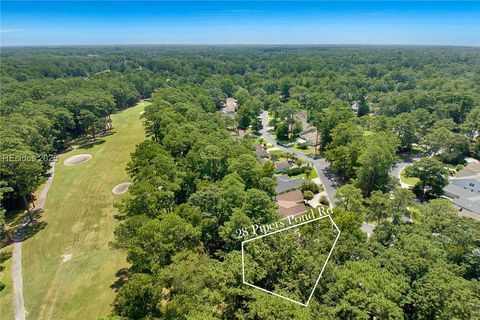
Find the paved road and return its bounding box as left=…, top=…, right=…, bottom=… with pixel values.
left=260, top=111, right=337, bottom=206
left=390, top=156, right=420, bottom=187
left=12, top=160, right=56, bottom=320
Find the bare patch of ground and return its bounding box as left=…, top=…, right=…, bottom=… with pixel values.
left=64, top=154, right=92, bottom=166
left=61, top=254, right=72, bottom=263
left=112, top=182, right=131, bottom=195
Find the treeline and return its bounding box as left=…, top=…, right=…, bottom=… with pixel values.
left=0, top=50, right=163, bottom=238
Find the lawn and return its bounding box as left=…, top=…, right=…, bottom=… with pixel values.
left=267, top=149, right=284, bottom=155
left=0, top=246, right=13, bottom=320
left=290, top=144, right=316, bottom=154
left=400, top=167, right=420, bottom=186
left=287, top=167, right=318, bottom=180
left=19, top=101, right=148, bottom=320
left=252, top=137, right=272, bottom=148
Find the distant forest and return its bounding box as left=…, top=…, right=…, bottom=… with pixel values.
left=1, top=46, right=479, bottom=319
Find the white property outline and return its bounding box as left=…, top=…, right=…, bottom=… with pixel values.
left=241, top=213, right=341, bottom=307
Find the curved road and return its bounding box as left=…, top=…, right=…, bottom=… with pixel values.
left=261, top=111, right=419, bottom=236
left=390, top=156, right=420, bottom=188
left=13, top=160, right=56, bottom=320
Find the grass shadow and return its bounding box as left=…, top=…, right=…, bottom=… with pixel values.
left=0, top=251, right=12, bottom=264
left=21, top=220, right=47, bottom=242
left=78, top=139, right=106, bottom=150
left=110, top=267, right=130, bottom=292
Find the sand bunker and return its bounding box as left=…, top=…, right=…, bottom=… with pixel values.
left=64, top=154, right=92, bottom=166
left=112, top=182, right=132, bottom=195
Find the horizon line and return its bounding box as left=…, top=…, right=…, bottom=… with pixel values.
left=2, top=43, right=479, bottom=48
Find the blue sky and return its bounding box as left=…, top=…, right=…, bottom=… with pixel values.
left=1, top=1, right=479, bottom=46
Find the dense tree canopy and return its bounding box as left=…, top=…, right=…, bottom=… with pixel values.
left=1, top=46, right=479, bottom=317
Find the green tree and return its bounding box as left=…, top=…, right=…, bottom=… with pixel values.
left=0, top=182, right=14, bottom=242
left=405, top=158, right=448, bottom=198
left=357, top=94, right=370, bottom=116
left=112, top=273, right=159, bottom=319
left=323, top=260, right=408, bottom=320
left=228, top=154, right=262, bottom=189
left=126, top=215, right=201, bottom=272
left=355, top=132, right=399, bottom=196
left=275, top=121, right=289, bottom=141
left=365, top=190, right=390, bottom=225
left=409, top=265, right=480, bottom=319
left=390, top=112, right=417, bottom=151
left=251, top=117, right=263, bottom=133
left=78, top=109, right=98, bottom=140
left=334, top=184, right=365, bottom=217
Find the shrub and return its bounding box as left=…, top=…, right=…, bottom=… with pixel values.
left=297, top=142, right=309, bottom=150
left=301, top=179, right=320, bottom=194
left=303, top=190, right=314, bottom=200
left=304, top=168, right=312, bottom=176
left=285, top=166, right=307, bottom=176
left=320, top=196, right=329, bottom=206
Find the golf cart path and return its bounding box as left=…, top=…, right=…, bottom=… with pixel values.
left=13, top=160, right=56, bottom=320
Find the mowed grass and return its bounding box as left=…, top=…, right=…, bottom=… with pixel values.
left=0, top=246, right=13, bottom=320
left=21, top=102, right=148, bottom=320
left=400, top=167, right=420, bottom=186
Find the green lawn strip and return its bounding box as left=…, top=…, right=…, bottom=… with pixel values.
left=21, top=101, right=147, bottom=320
left=267, top=149, right=284, bottom=155
left=284, top=167, right=318, bottom=180
left=290, top=144, right=316, bottom=154
left=309, top=167, right=319, bottom=179
left=400, top=167, right=420, bottom=185
left=287, top=172, right=305, bottom=179
left=252, top=137, right=270, bottom=146
left=0, top=245, right=13, bottom=320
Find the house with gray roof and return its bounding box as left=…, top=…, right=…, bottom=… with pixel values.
left=275, top=174, right=304, bottom=194
left=443, top=162, right=480, bottom=218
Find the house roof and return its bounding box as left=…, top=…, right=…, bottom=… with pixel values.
left=275, top=175, right=303, bottom=194
left=444, top=183, right=472, bottom=199
left=453, top=197, right=480, bottom=214
left=444, top=173, right=480, bottom=215
left=274, top=161, right=290, bottom=170
left=237, top=129, right=248, bottom=138
left=299, top=131, right=318, bottom=145
left=255, top=149, right=268, bottom=158
left=453, top=162, right=480, bottom=180
left=278, top=203, right=308, bottom=218
left=276, top=189, right=304, bottom=203
left=220, top=97, right=238, bottom=117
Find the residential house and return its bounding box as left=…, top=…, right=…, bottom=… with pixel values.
left=254, top=144, right=268, bottom=158
left=220, top=97, right=238, bottom=118
left=443, top=162, right=480, bottom=217
left=274, top=161, right=291, bottom=173
left=299, top=131, right=318, bottom=146
left=351, top=101, right=359, bottom=112
left=275, top=174, right=304, bottom=194
left=276, top=189, right=308, bottom=218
